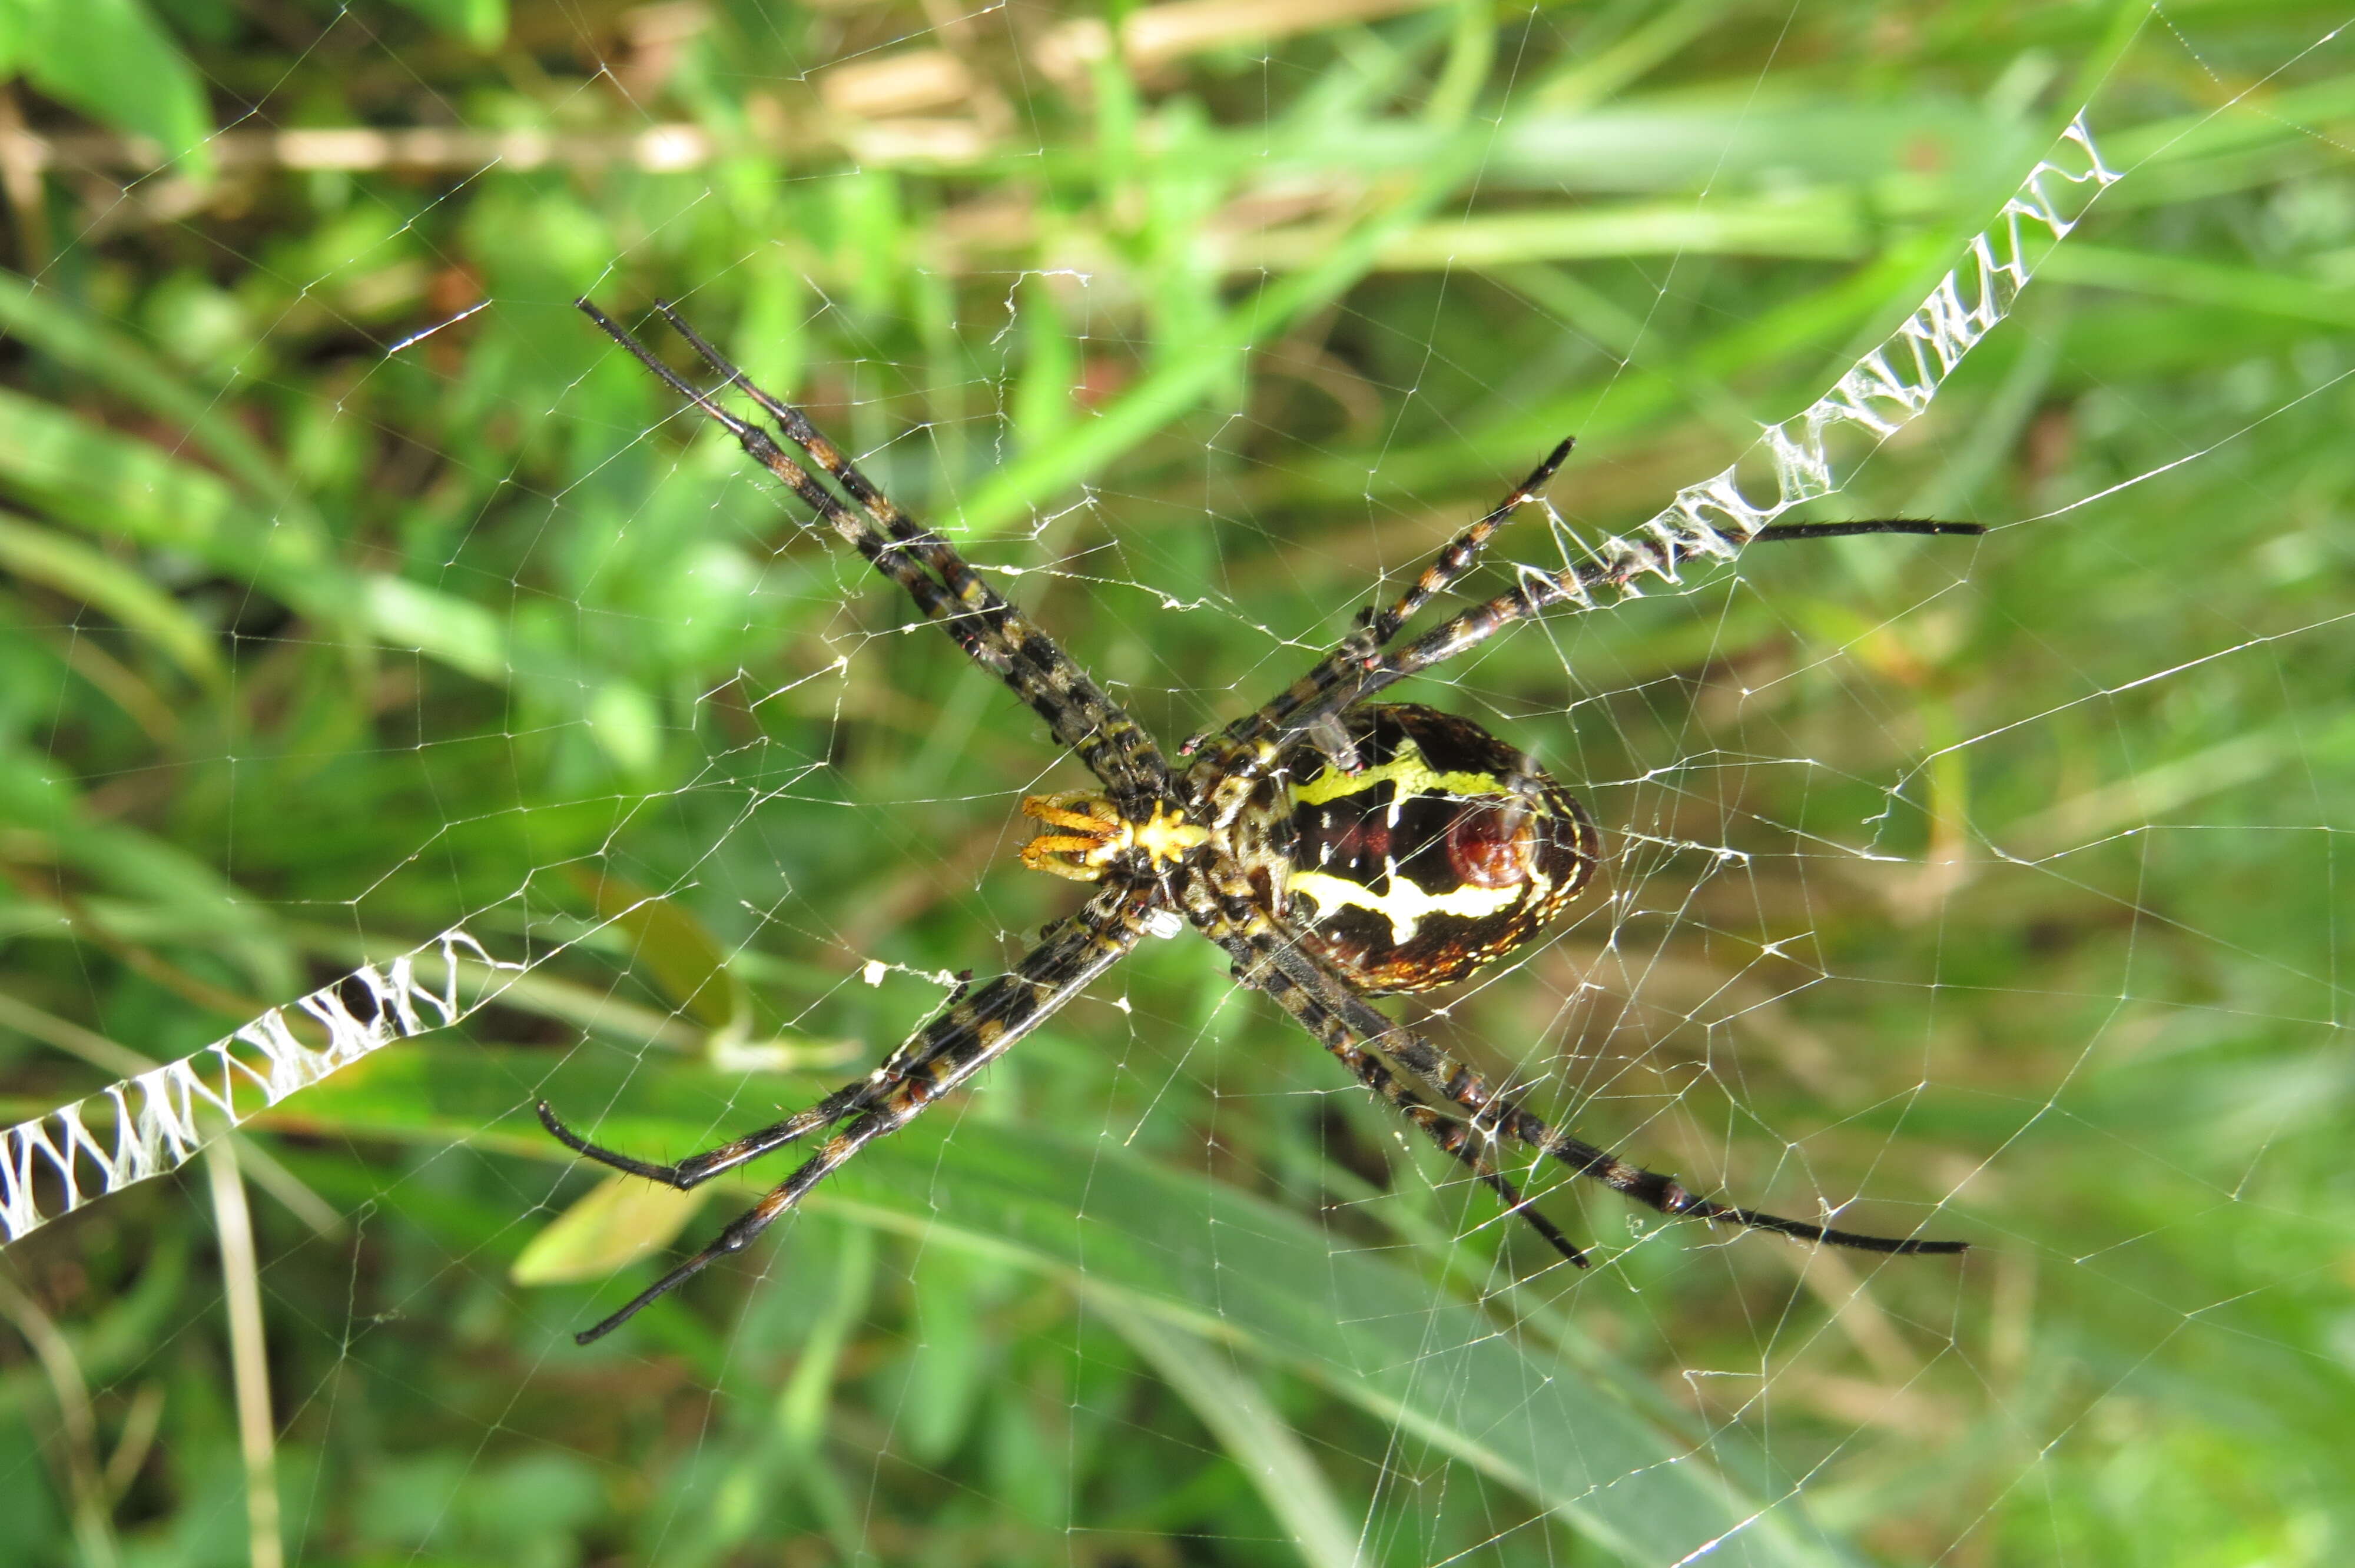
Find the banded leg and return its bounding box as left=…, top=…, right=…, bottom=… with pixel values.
left=1189, top=433, right=1985, bottom=803
left=1283, top=939, right=1965, bottom=1256
left=566, top=1096, right=915, bottom=1344
left=1285, top=988, right=1589, bottom=1267
left=645, top=304, right=1176, bottom=811
left=538, top=973, right=983, bottom=1192
left=536, top=1084, right=863, bottom=1191
left=1329, top=517, right=1989, bottom=734
left=1374, top=437, right=1578, bottom=643
left=1169, top=876, right=1584, bottom=1265
left=651, top=307, right=992, bottom=604
left=1182, top=854, right=1963, bottom=1260
left=581, top=300, right=1175, bottom=815
left=581, top=302, right=979, bottom=643
left=1183, top=440, right=1574, bottom=814
left=550, top=882, right=1155, bottom=1342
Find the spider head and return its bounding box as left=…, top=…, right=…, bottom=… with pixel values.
left=1019, top=793, right=1209, bottom=882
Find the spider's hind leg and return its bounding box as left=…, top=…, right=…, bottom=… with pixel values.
left=1183, top=437, right=1573, bottom=801
left=1216, top=927, right=1589, bottom=1268
left=1235, top=928, right=1968, bottom=1262
left=1358, top=1055, right=1591, bottom=1269
left=1363, top=1015, right=1969, bottom=1258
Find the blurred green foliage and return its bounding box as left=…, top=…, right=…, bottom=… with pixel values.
left=1, top=0, right=2352, bottom=1563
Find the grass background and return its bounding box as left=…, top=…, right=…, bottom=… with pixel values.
left=1, top=0, right=2352, bottom=1563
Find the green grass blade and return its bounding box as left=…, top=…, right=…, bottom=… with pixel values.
left=0, top=514, right=227, bottom=689
left=0, top=274, right=311, bottom=520
left=282, top=1044, right=1868, bottom=1567
left=1112, top=1315, right=1369, bottom=1568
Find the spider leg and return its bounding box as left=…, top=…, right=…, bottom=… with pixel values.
left=1334, top=968, right=1963, bottom=1255
left=1202, top=892, right=1962, bottom=1260
left=566, top=1106, right=898, bottom=1343
left=536, top=971, right=987, bottom=1188
left=1753, top=520, right=1986, bottom=542
left=1189, top=441, right=1986, bottom=802
left=558, top=881, right=1155, bottom=1343
left=580, top=298, right=1175, bottom=816
left=1338, top=1042, right=1590, bottom=1268
left=535, top=1086, right=861, bottom=1189
left=1173, top=883, right=1586, bottom=1265
left=1184, top=440, right=1572, bottom=802
left=1355, top=517, right=1986, bottom=712
left=651, top=305, right=983, bottom=594
left=1375, top=437, right=1576, bottom=639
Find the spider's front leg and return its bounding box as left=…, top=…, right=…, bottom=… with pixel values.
left=1185, top=438, right=1574, bottom=802
left=579, top=298, right=1175, bottom=819
left=535, top=1087, right=863, bottom=1191
left=543, top=883, right=1153, bottom=1343
left=536, top=974, right=983, bottom=1190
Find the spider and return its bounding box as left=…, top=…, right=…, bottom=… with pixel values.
left=542, top=298, right=1975, bottom=1344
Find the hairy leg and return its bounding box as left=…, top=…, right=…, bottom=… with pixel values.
left=545, top=882, right=1156, bottom=1341
left=581, top=298, right=1175, bottom=814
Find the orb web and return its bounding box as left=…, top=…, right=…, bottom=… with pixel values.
left=0, top=6, right=2349, bottom=1565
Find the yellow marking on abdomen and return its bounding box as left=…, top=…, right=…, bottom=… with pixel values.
left=1291, top=737, right=1530, bottom=809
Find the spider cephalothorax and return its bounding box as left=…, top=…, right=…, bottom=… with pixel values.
left=539, top=298, right=1976, bottom=1345
left=1021, top=702, right=1597, bottom=993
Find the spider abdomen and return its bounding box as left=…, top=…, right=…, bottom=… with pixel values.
left=1277, top=704, right=1598, bottom=993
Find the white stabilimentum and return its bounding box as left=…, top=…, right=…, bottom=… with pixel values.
left=1, top=929, right=515, bottom=1244
left=1558, top=114, right=2121, bottom=603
